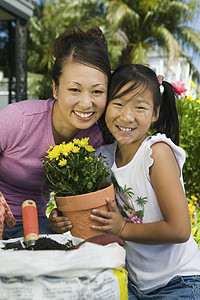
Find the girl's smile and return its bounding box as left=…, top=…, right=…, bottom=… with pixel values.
left=117, top=125, right=136, bottom=133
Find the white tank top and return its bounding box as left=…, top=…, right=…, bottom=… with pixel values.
left=97, top=134, right=200, bottom=294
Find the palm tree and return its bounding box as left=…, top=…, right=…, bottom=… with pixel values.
left=102, top=0, right=200, bottom=75
left=28, top=0, right=200, bottom=98
left=28, top=0, right=110, bottom=99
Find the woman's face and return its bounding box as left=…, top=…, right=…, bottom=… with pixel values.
left=53, top=61, right=108, bottom=136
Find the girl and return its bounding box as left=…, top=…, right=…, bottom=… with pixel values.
left=0, top=26, right=111, bottom=239
left=91, top=64, right=200, bottom=299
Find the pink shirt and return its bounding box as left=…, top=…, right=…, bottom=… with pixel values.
left=0, top=99, right=103, bottom=221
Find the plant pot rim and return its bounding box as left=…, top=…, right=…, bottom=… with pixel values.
left=55, top=182, right=114, bottom=211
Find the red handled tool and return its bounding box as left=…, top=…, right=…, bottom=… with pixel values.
left=22, top=200, right=39, bottom=249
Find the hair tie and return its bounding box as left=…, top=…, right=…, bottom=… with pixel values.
left=157, top=75, right=164, bottom=94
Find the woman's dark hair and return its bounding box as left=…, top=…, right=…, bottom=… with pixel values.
left=51, top=26, right=111, bottom=86
left=105, top=63, right=179, bottom=145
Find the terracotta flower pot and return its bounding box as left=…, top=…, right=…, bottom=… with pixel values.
left=55, top=183, right=115, bottom=239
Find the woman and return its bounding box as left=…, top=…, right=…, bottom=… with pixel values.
left=0, top=26, right=111, bottom=239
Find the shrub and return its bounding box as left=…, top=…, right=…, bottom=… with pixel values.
left=188, top=195, right=200, bottom=247
left=176, top=96, right=200, bottom=207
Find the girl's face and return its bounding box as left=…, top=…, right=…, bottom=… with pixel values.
left=53, top=62, right=108, bottom=136
left=105, top=83, right=159, bottom=147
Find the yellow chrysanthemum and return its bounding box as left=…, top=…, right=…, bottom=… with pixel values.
left=197, top=98, right=200, bottom=104
left=191, top=195, right=197, bottom=201
left=187, top=95, right=194, bottom=101
left=73, top=137, right=89, bottom=147
left=191, top=228, right=195, bottom=236
left=58, top=159, right=67, bottom=167
left=46, top=145, right=55, bottom=154
left=72, top=146, right=80, bottom=153
left=47, top=145, right=62, bottom=160
left=190, top=80, right=195, bottom=87
left=85, top=145, right=95, bottom=152
left=47, top=145, right=53, bottom=151
left=41, top=136, right=110, bottom=197
left=61, top=142, right=74, bottom=156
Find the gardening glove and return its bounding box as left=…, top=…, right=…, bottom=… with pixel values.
left=0, top=191, right=16, bottom=240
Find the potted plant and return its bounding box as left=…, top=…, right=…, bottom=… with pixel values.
left=41, top=138, right=115, bottom=239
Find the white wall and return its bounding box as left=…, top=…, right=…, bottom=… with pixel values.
left=0, top=72, right=9, bottom=109
left=148, top=54, right=194, bottom=96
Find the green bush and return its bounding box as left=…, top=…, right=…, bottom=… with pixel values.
left=46, top=192, right=56, bottom=217
left=188, top=195, right=200, bottom=247
left=193, top=210, right=200, bottom=247
left=176, top=97, right=200, bottom=207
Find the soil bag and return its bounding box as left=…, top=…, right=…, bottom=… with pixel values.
left=0, top=233, right=128, bottom=300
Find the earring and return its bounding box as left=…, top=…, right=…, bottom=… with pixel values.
left=54, top=94, right=57, bottom=99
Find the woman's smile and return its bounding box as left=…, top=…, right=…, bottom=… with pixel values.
left=73, top=110, right=94, bottom=120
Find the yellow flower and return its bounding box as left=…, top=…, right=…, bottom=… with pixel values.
left=42, top=137, right=109, bottom=196
left=187, top=95, right=194, bottom=101
left=190, top=80, right=195, bottom=87
left=192, top=218, right=197, bottom=224
left=58, top=159, right=67, bottom=167
left=72, top=146, right=80, bottom=153
left=188, top=203, right=195, bottom=214
left=85, top=145, right=95, bottom=152
left=47, top=145, right=62, bottom=160
left=73, top=137, right=89, bottom=147
left=191, top=195, right=197, bottom=201
left=197, top=98, right=200, bottom=104
left=61, top=142, right=74, bottom=155
left=191, top=228, right=195, bottom=236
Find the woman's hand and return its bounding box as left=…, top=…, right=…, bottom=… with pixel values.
left=0, top=191, right=16, bottom=240
left=90, top=198, right=126, bottom=238
left=48, top=208, right=73, bottom=233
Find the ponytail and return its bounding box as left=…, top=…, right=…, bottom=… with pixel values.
left=152, top=81, right=179, bottom=145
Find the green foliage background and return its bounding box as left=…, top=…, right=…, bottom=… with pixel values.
left=177, top=97, right=200, bottom=206
left=27, top=0, right=200, bottom=99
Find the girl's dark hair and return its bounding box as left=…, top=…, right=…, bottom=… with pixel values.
left=105, top=63, right=179, bottom=145
left=51, top=26, right=111, bottom=86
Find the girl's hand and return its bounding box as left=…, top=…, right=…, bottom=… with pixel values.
left=90, top=198, right=126, bottom=238
left=48, top=208, right=73, bottom=233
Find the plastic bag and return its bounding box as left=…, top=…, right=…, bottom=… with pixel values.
left=0, top=234, right=128, bottom=300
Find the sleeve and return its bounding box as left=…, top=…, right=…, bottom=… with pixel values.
left=148, top=134, right=186, bottom=169
left=0, top=104, right=24, bottom=152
